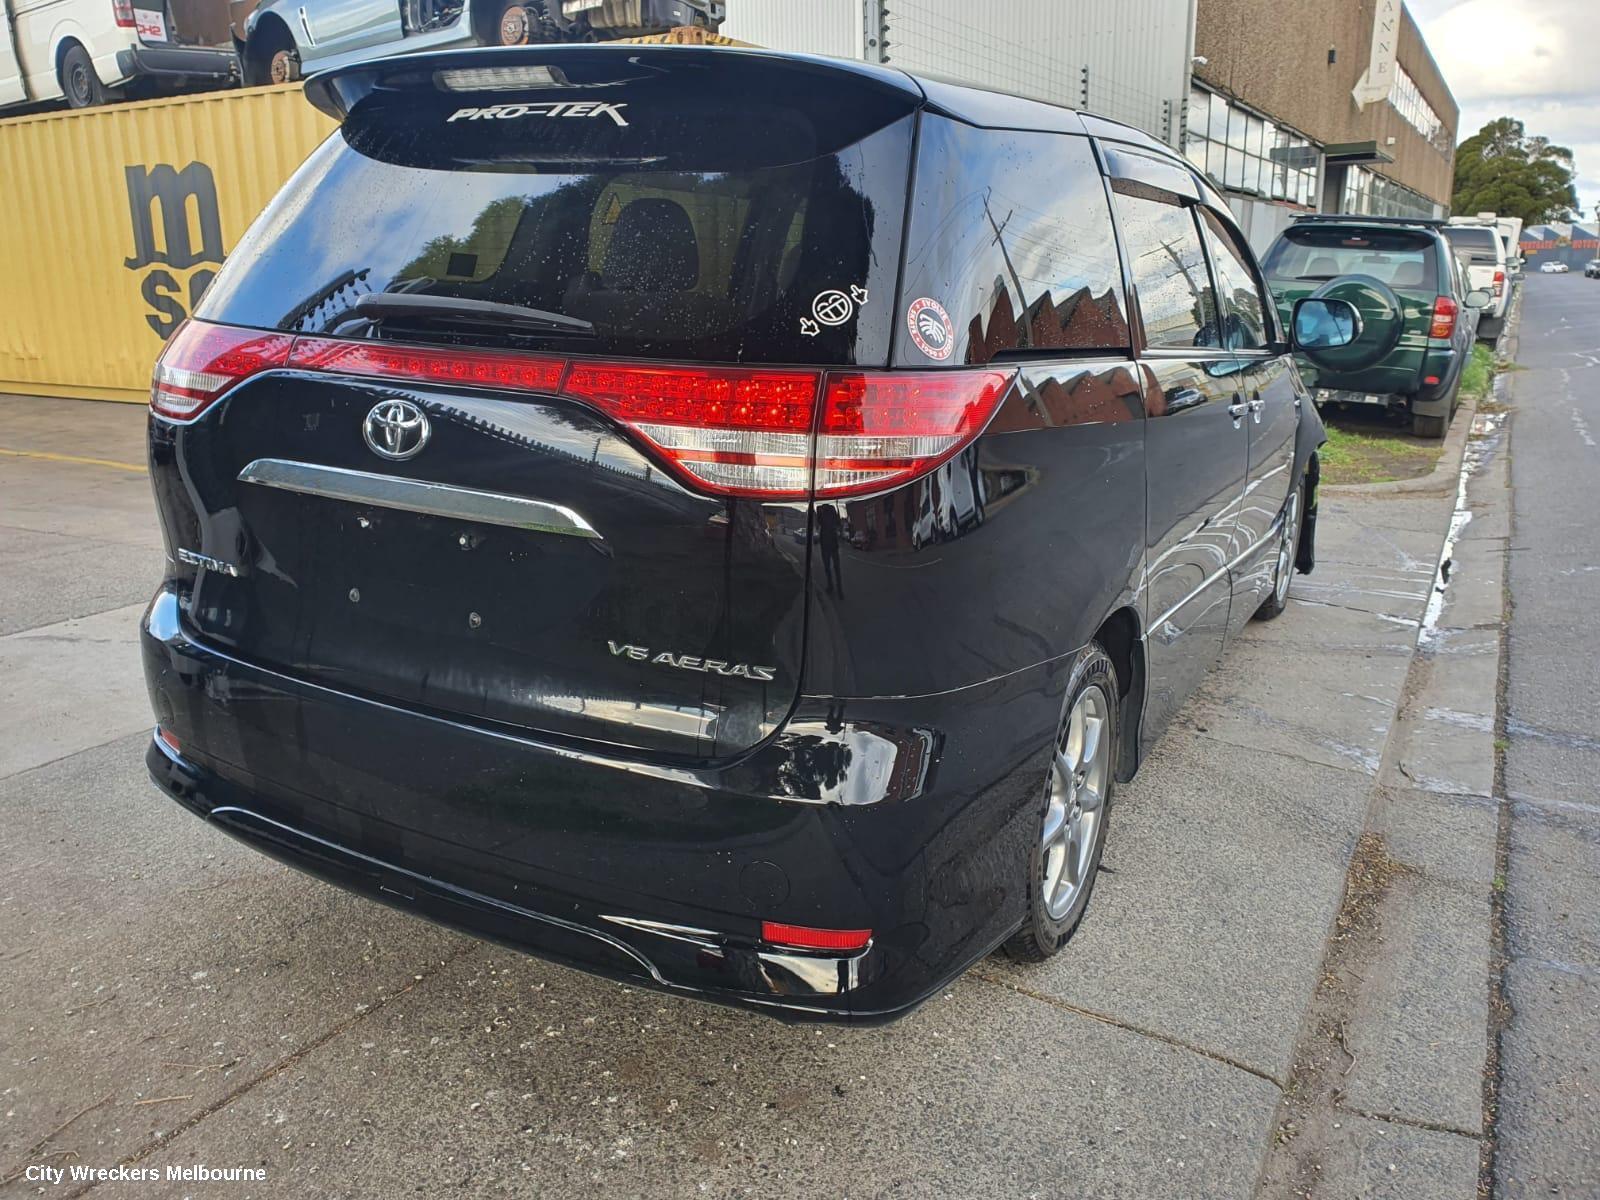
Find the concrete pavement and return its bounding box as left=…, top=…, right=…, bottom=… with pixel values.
left=0, top=382, right=1514, bottom=1198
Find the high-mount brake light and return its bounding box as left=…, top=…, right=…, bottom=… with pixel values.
left=436, top=66, right=564, bottom=91
left=150, top=322, right=1015, bottom=500
left=149, top=321, right=293, bottom=419
left=288, top=337, right=566, bottom=394
left=760, top=922, right=873, bottom=953
left=1429, top=295, right=1459, bottom=341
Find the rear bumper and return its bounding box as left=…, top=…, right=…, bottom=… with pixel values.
left=116, top=43, right=239, bottom=83
left=141, top=586, right=1054, bottom=1022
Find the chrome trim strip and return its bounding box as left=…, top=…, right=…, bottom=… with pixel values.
left=237, top=458, right=602, bottom=540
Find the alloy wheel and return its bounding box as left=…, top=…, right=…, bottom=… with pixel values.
left=1041, top=683, right=1110, bottom=921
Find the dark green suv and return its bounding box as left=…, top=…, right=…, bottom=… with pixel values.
left=1262, top=215, right=1491, bottom=438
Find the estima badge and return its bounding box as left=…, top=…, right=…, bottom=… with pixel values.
left=447, top=101, right=630, bottom=128
left=608, top=641, right=777, bottom=682
left=363, top=399, right=431, bottom=461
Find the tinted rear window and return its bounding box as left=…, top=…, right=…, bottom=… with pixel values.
left=1443, top=226, right=1501, bottom=262
left=197, top=75, right=915, bottom=366
left=1263, top=227, right=1438, bottom=292
left=896, top=116, right=1129, bottom=366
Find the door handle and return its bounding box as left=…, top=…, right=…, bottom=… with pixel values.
left=1247, top=395, right=1265, bottom=423
left=1227, top=399, right=1249, bottom=421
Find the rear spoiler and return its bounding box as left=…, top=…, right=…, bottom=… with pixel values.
left=303, top=44, right=924, bottom=122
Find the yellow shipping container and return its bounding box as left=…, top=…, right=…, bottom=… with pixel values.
left=0, top=85, right=335, bottom=403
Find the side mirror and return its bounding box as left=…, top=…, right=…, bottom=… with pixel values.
left=1465, top=288, right=1493, bottom=310
left=1291, top=297, right=1362, bottom=350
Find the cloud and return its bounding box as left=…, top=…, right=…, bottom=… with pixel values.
left=1412, top=0, right=1600, bottom=219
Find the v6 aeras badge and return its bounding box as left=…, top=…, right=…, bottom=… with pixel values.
left=608, top=641, right=777, bottom=682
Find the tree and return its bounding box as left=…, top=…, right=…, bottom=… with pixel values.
left=1452, top=117, right=1579, bottom=224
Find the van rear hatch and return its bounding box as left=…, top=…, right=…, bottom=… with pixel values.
left=158, top=49, right=919, bottom=759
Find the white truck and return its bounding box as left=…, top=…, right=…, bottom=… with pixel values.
left=1, top=0, right=236, bottom=108
left=1445, top=213, right=1513, bottom=343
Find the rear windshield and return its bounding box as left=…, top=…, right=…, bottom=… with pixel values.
left=1443, top=226, right=1501, bottom=262
left=1262, top=227, right=1438, bottom=292
left=197, top=75, right=915, bottom=366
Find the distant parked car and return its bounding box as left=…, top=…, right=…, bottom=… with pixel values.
left=1442, top=220, right=1510, bottom=342
left=1540, top=261, right=1569, bottom=274
left=1583, top=259, right=1600, bottom=278
left=240, top=0, right=722, bottom=85
left=1263, top=214, right=1492, bottom=438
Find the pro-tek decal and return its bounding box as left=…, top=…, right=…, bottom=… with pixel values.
left=608, top=641, right=776, bottom=682
left=800, top=285, right=869, bottom=337
left=447, top=101, right=630, bottom=128
left=906, top=296, right=955, bottom=361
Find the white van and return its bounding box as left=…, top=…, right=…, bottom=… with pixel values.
left=1445, top=216, right=1511, bottom=342
left=0, top=0, right=235, bottom=110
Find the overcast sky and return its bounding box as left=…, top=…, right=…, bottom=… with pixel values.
left=1410, top=0, right=1598, bottom=225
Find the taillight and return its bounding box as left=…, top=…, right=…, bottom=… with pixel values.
left=112, top=0, right=135, bottom=26
left=564, top=361, right=820, bottom=497
left=564, top=361, right=1013, bottom=499
left=815, top=370, right=1013, bottom=497
left=1493, top=269, right=1505, bottom=297
left=760, top=921, right=872, bottom=953
left=1429, top=295, right=1459, bottom=340
left=289, top=336, right=564, bottom=394
left=150, top=321, right=293, bottom=419
left=149, top=320, right=1015, bottom=499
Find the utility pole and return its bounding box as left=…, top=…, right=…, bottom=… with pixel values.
left=983, top=191, right=1031, bottom=348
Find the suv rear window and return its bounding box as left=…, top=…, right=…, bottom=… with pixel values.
left=197, top=76, right=916, bottom=366
left=1442, top=226, right=1501, bottom=263
left=1262, top=227, right=1438, bottom=292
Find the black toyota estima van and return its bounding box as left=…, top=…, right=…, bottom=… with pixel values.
left=142, top=45, right=1370, bottom=1021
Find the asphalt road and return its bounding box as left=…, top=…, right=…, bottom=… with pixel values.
left=0, top=378, right=1498, bottom=1198
left=1495, top=272, right=1600, bottom=1198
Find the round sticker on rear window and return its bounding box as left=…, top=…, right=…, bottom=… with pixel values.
left=906, top=297, right=955, bottom=361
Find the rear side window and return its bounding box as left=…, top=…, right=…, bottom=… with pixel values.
left=1443, top=226, right=1501, bottom=263
left=1112, top=186, right=1219, bottom=350
left=896, top=116, right=1129, bottom=366
left=1262, top=227, right=1438, bottom=292
left=197, top=75, right=916, bottom=366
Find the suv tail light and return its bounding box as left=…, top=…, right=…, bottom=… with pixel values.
left=1429, top=295, right=1459, bottom=341
left=149, top=321, right=1015, bottom=500
left=150, top=321, right=293, bottom=419
left=112, top=0, right=135, bottom=26
left=1493, top=269, right=1505, bottom=297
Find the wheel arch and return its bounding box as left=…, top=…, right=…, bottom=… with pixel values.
left=1092, top=605, right=1145, bottom=783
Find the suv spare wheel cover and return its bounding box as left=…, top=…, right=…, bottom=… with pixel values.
left=1305, top=274, right=1406, bottom=372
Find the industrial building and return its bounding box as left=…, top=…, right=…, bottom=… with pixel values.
left=724, top=0, right=1460, bottom=252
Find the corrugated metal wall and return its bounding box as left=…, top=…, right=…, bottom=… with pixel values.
left=723, top=0, right=1193, bottom=140
left=0, top=86, right=334, bottom=402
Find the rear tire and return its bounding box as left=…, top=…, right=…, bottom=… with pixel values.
left=59, top=43, right=106, bottom=108
left=1003, top=645, right=1117, bottom=963
left=1412, top=412, right=1447, bottom=439
left=1254, top=479, right=1304, bottom=621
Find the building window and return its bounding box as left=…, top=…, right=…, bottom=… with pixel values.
left=1184, top=87, right=1318, bottom=208
left=1342, top=165, right=1437, bottom=219
left=1388, top=67, right=1450, bottom=154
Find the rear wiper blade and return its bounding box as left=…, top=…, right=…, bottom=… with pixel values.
left=354, top=293, right=595, bottom=336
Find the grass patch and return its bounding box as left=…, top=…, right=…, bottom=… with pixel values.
left=1319, top=423, right=1441, bottom=485
left=1460, top=342, right=1496, bottom=400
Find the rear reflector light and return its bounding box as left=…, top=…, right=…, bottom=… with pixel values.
left=1429, top=295, right=1459, bottom=340
left=112, top=0, right=134, bottom=25
left=156, top=727, right=181, bottom=754
left=149, top=321, right=1014, bottom=499
left=1423, top=374, right=1441, bottom=386
left=150, top=321, right=293, bottom=418
left=760, top=921, right=872, bottom=953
